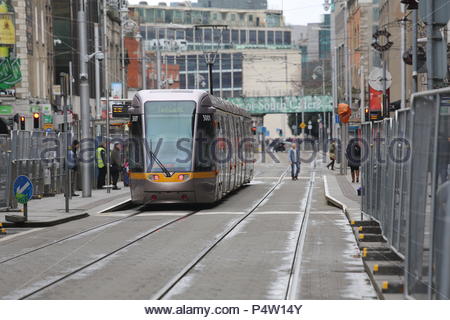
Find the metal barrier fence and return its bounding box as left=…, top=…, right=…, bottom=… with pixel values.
left=361, top=88, right=450, bottom=300
left=1, top=131, right=71, bottom=209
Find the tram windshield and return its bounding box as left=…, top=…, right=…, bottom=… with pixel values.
left=144, top=101, right=196, bottom=173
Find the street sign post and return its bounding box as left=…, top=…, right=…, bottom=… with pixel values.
left=7, top=176, right=33, bottom=222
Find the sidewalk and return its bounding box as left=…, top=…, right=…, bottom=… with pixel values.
left=1, top=183, right=130, bottom=227
left=322, top=162, right=404, bottom=300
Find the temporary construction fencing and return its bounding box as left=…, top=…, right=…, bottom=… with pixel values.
left=361, top=88, right=450, bottom=299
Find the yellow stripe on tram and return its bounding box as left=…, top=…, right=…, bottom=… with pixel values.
left=129, top=171, right=218, bottom=182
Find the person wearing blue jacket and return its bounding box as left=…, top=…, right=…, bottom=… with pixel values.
left=289, top=143, right=300, bottom=180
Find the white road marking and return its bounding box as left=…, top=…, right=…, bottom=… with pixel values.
left=0, top=228, right=43, bottom=243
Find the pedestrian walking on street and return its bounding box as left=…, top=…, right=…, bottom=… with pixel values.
left=346, top=138, right=361, bottom=183
left=289, top=143, right=300, bottom=180
left=110, top=143, right=122, bottom=190
left=96, top=142, right=107, bottom=189
left=67, top=139, right=80, bottom=196
left=327, top=141, right=336, bottom=170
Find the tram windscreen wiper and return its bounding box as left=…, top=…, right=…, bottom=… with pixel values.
left=148, top=149, right=173, bottom=178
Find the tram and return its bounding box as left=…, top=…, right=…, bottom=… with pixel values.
left=128, top=90, right=254, bottom=204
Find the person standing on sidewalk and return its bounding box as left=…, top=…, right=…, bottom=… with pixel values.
left=96, top=142, right=106, bottom=189
left=346, top=138, right=361, bottom=183
left=289, top=143, right=300, bottom=180
left=110, top=143, right=122, bottom=190
left=327, top=141, right=336, bottom=170
left=67, top=140, right=79, bottom=196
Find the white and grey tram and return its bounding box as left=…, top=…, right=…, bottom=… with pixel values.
left=128, top=90, right=255, bottom=204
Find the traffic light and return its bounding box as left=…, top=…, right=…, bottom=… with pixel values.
left=400, top=0, right=419, bottom=10
left=33, top=112, right=40, bottom=129
left=19, top=116, right=25, bottom=130
left=364, top=107, right=369, bottom=122
left=251, top=127, right=257, bottom=135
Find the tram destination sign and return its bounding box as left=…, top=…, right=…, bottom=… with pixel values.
left=227, top=96, right=333, bottom=114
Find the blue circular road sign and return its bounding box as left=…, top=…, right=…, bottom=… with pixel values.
left=13, top=175, right=33, bottom=204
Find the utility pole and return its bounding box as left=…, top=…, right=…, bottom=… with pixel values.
left=60, top=72, right=70, bottom=212
left=95, top=23, right=101, bottom=135
left=400, top=4, right=407, bottom=108
left=412, top=9, right=418, bottom=93
left=103, top=0, right=111, bottom=194
left=78, top=0, right=92, bottom=197
left=120, top=3, right=127, bottom=98
left=139, top=34, right=146, bottom=90
left=156, top=27, right=161, bottom=89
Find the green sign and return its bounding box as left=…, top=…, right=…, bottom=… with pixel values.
left=43, top=115, right=53, bottom=124
left=0, top=105, right=13, bottom=115
left=227, top=96, right=333, bottom=114
left=30, top=105, right=41, bottom=113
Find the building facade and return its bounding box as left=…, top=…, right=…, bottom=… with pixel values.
left=197, top=0, right=268, bottom=10
left=0, top=0, right=54, bottom=132
left=129, top=3, right=298, bottom=99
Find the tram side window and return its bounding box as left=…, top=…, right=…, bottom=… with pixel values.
left=129, top=115, right=144, bottom=172
left=195, top=111, right=215, bottom=171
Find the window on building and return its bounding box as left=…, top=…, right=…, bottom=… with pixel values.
left=256, top=17, right=260, bottom=26
left=222, top=72, right=232, bottom=89
left=199, top=57, right=208, bottom=71
left=185, top=11, right=192, bottom=24
left=177, top=56, right=186, bottom=71
left=240, top=30, right=247, bottom=44
left=232, top=30, right=239, bottom=43
left=284, top=31, right=291, bottom=45
left=147, top=28, right=156, bottom=41
left=258, top=30, right=265, bottom=45
left=146, top=8, right=155, bottom=23
left=213, top=29, right=221, bottom=42
left=222, top=54, right=231, bottom=70
left=188, top=74, right=196, bottom=89
left=167, top=29, right=175, bottom=40
left=155, top=9, right=164, bottom=23
left=188, top=55, right=197, bottom=71
left=223, top=29, right=230, bottom=43
left=193, top=11, right=202, bottom=24
left=231, top=14, right=236, bottom=21
left=202, top=11, right=210, bottom=24
left=239, top=13, right=245, bottom=21
left=180, top=74, right=186, bottom=89
left=167, top=56, right=175, bottom=65
left=212, top=13, right=217, bottom=20
left=186, top=28, right=193, bottom=42
left=233, top=53, right=243, bottom=69
left=165, top=10, right=173, bottom=23
left=174, top=10, right=184, bottom=23
left=248, top=15, right=253, bottom=22
left=204, top=28, right=212, bottom=42
left=249, top=30, right=256, bottom=44
left=275, top=31, right=282, bottom=45
left=159, top=29, right=165, bottom=40
left=221, top=12, right=227, bottom=20
left=176, top=29, right=185, bottom=40
left=233, top=72, right=242, bottom=88
left=213, top=72, right=220, bottom=89
left=267, top=30, right=274, bottom=44
left=195, top=28, right=203, bottom=42
left=233, top=90, right=242, bottom=97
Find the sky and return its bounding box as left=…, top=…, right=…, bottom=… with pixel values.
left=127, top=0, right=327, bottom=25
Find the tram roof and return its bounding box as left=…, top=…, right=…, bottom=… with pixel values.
left=132, top=90, right=251, bottom=119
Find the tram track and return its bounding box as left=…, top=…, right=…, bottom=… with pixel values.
left=151, top=168, right=291, bottom=300
left=151, top=161, right=317, bottom=300
left=13, top=168, right=287, bottom=300
left=0, top=200, right=144, bottom=265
